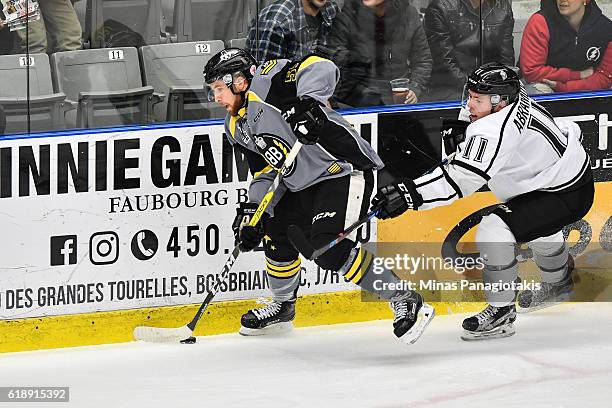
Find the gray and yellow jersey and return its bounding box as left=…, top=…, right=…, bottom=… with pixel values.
left=224, top=55, right=384, bottom=207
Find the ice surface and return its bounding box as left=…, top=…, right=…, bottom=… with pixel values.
left=2, top=303, right=612, bottom=408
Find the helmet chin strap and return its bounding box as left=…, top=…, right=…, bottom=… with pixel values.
left=227, top=85, right=248, bottom=116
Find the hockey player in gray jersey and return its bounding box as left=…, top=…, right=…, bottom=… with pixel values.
left=372, top=62, right=594, bottom=340
left=203, top=48, right=434, bottom=344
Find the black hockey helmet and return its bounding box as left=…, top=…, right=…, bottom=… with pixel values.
left=464, top=62, right=520, bottom=106
left=203, top=48, right=257, bottom=88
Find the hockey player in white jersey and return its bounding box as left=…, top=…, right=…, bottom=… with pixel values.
left=203, top=48, right=434, bottom=344
left=372, top=62, right=594, bottom=340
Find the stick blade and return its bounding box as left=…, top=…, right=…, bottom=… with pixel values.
left=133, top=325, right=193, bottom=343
left=287, top=224, right=315, bottom=259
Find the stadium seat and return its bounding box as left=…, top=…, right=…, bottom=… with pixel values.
left=85, top=0, right=164, bottom=48
left=0, top=53, right=67, bottom=134
left=173, top=0, right=251, bottom=43
left=140, top=40, right=226, bottom=121
left=50, top=47, right=159, bottom=128
left=229, top=37, right=247, bottom=49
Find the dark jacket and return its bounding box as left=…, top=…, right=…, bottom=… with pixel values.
left=0, top=23, right=18, bottom=55
left=424, top=0, right=515, bottom=100
left=520, top=0, right=612, bottom=91
left=328, top=0, right=433, bottom=106
left=540, top=0, right=611, bottom=71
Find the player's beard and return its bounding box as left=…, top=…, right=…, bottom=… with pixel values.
left=229, top=93, right=245, bottom=117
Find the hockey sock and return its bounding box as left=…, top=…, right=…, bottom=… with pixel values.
left=482, top=261, right=519, bottom=307
left=265, top=257, right=301, bottom=302
left=529, top=233, right=569, bottom=284
left=338, top=247, right=411, bottom=300
left=477, top=214, right=519, bottom=307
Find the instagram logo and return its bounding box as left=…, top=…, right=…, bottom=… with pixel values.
left=89, top=231, right=119, bottom=265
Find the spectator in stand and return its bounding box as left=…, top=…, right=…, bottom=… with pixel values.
left=327, top=0, right=432, bottom=107
left=520, top=0, right=612, bottom=93
left=423, top=0, right=515, bottom=101
left=1, top=9, right=18, bottom=54
left=16, top=0, right=82, bottom=54
left=246, top=0, right=340, bottom=64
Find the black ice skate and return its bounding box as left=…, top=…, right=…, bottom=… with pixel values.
left=239, top=299, right=295, bottom=336
left=390, top=292, right=435, bottom=344
left=461, top=304, right=516, bottom=341
left=518, top=256, right=575, bottom=314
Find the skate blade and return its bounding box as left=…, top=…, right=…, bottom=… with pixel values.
left=461, top=323, right=516, bottom=341
left=517, top=293, right=571, bottom=314
left=398, top=303, right=435, bottom=345
left=239, top=322, right=293, bottom=336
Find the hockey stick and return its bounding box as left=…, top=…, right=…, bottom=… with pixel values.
left=133, top=141, right=304, bottom=343
left=288, top=153, right=457, bottom=261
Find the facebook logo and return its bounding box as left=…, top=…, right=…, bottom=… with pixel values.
left=50, top=235, right=77, bottom=266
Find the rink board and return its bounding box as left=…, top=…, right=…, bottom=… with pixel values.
left=0, top=120, right=375, bottom=321
left=1, top=91, right=611, bottom=352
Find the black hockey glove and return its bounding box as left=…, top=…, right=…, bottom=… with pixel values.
left=441, top=118, right=469, bottom=155
left=371, top=178, right=423, bottom=219
left=232, top=202, right=267, bottom=251
left=281, top=96, right=326, bottom=145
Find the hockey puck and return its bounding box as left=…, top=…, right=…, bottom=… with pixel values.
left=180, top=336, right=197, bottom=344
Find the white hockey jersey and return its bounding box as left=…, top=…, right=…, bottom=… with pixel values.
left=415, top=87, right=590, bottom=210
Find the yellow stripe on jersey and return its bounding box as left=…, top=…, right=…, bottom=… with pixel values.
left=229, top=115, right=238, bottom=139
left=229, top=107, right=247, bottom=139
left=253, top=164, right=274, bottom=179
left=247, top=90, right=264, bottom=104
left=298, top=56, right=332, bottom=72
left=266, top=258, right=302, bottom=278
left=260, top=60, right=277, bottom=75
left=247, top=90, right=285, bottom=115
left=327, top=162, right=342, bottom=175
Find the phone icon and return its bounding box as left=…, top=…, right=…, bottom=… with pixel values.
left=131, top=230, right=158, bottom=261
